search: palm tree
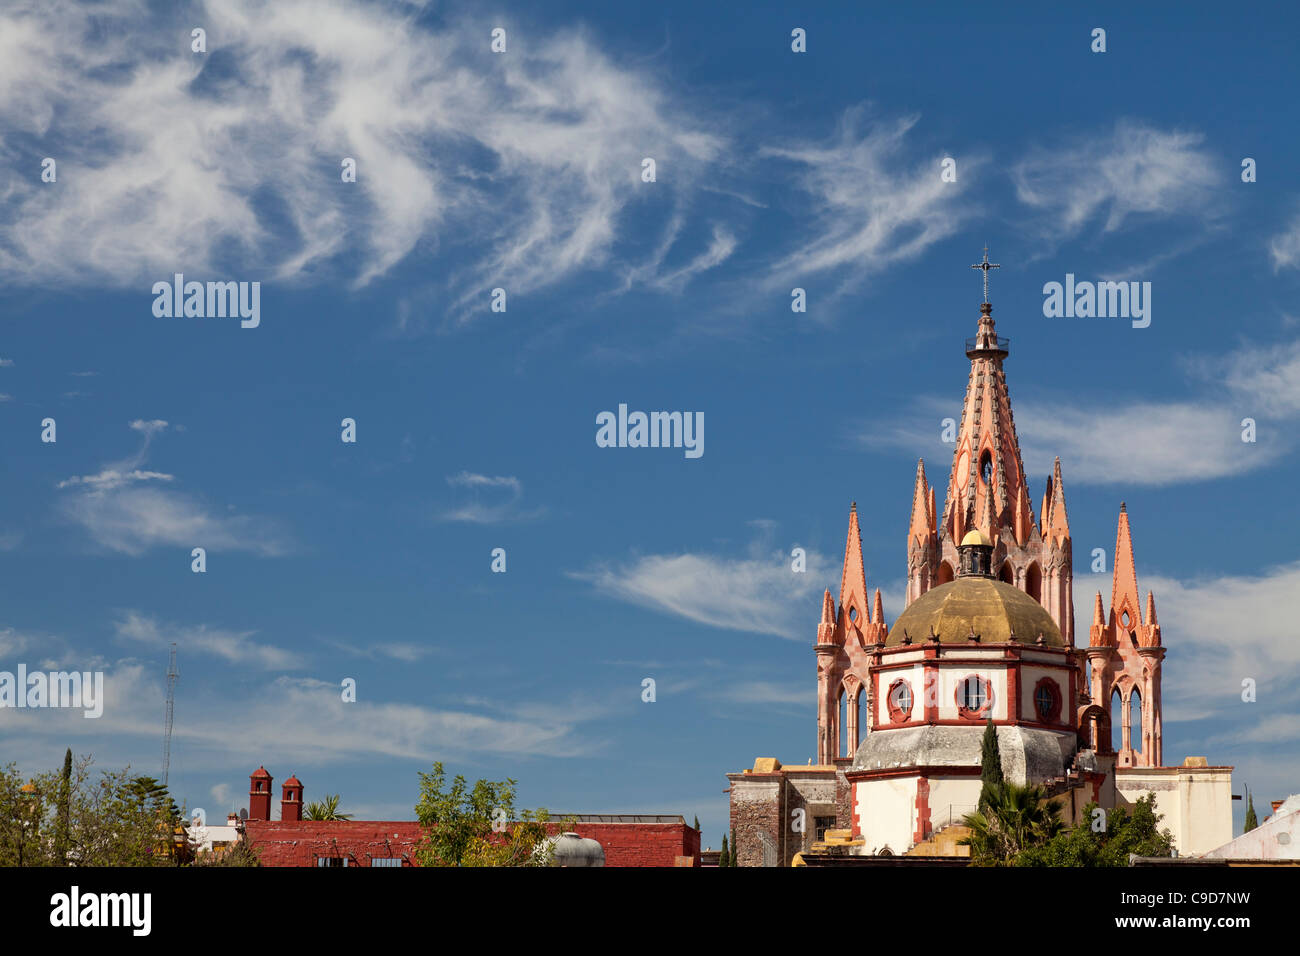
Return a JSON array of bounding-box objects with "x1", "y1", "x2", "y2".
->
[
  {"x1": 303, "y1": 793, "x2": 352, "y2": 821},
  {"x1": 960, "y1": 780, "x2": 1063, "y2": 865}
]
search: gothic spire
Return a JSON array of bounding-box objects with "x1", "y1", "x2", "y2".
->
[
  {"x1": 942, "y1": 252, "x2": 1034, "y2": 548},
  {"x1": 1112, "y1": 503, "x2": 1140, "y2": 631},
  {"x1": 839, "y1": 502, "x2": 869, "y2": 628},
  {"x1": 908, "y1": 459, "x2": 936, "y2": 546},
  {"x1": 1044, "y1": 457, "x2": 1071, "y2": 546}
]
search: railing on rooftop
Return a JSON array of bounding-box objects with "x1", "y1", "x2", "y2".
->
[{"x1": 965, "y1": 336, "x2": 1010, "y2": 354}]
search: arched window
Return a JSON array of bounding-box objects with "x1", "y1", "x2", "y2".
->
[
  {"x1": 1111, "y1": 688, "x2": 1125, "y2": 751},
  {"x1": 1025, "y1": 562, "x2": 1042, "y2": 603},
  {"x1": 999, "y1": 561, "x2": 1014, "y2": 584},
  {"x1": 1130, "y1": 687, "x2": 1143, "y2": 752},
  {"x1": 980, "y1": 450, "x2": 993, "y2": 487},
  {"x1": 838, "y1": 688, "x2": 847, "y2": 757},
  {"x1": 937, "y1": 561, "x2": 955, "y2": 586},
  {"x1": 956, "y1": 675, "x2": 993, "y2": 719},
  {"x1": 1033, "y1": 678, "x2": 1061, "y2": 723},
  {"x1": 887, "y1": 679, "x2": 914, "y2": 723},
  {"x1": 857, "y1": 686, "x2": 867, "y2": 737}
]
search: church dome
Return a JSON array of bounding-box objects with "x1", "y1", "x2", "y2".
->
[
  {"x1": 960, "y1": 529, "x2": 992, "y2": 547},
  {"x1": 888, "y1": 576, "x2": 1063, "y2": 647}
]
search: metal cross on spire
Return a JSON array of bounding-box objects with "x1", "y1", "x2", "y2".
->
[{"x1": 970, "y1": 245, "x2": 1000, "y2": 304}]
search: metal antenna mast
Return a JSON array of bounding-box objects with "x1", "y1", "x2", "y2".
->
[{"x1": 162, "y1": 643, "x2": 178, "y2": 787}]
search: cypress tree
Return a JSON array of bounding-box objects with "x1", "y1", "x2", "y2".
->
[
  {"x1": 979, "y1": 719, "x2": 1003, "y2": 808},
  {"x1": 693, "y1": 815, "x2": 700, "y2": 832},
  {"x1": 980, "y1": 718, "x2": 1003, "y2": 784},
  {"x1": 1244, "y1": 794, "x2": 1259, "y2": 833},
  {"x1": 56, "y1": 748, "x2": 72, "y2": 865},
  {"x1": 719, "y1": 834, "x2": 730, "y2": 867}
]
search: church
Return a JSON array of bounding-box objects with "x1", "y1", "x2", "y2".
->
[{"x1": 727, "y1": 254, "x2": 1234, "y2": 865}]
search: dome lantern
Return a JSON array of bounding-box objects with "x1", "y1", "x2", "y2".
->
[{"x1": 957, "y1": 529, "x2": 994, "y2": 577}]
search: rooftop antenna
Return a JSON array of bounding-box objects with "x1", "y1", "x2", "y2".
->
[{"x1": 162, "y1": 643, "x2": 178, "y2": 787}]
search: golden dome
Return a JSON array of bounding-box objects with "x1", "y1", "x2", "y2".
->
[
  {"x1": 889, "y1": 576, "x2": 1063, "y2": 647},
  {"x1": 959, "y1": 529, "x2": 992, "y2": 548}
]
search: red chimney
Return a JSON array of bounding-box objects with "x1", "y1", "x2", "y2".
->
[
  {"x1": 281, "y1": 774, "x2": 304, "y2": 822},
  {"x1": 249, "y1": 767, "x2": 273, "y2": 821},
  {"x1": 1272, "y1": 800, "x2": 1284, "y2": 816}
]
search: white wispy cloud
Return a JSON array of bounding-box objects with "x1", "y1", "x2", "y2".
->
[
  {"x1": 0, "y1": 662, "x2": 603, "y2": 775},
  {"x1": 56, "y1": 421, "x2": 288, "y2": 555},
  {"x1": 760, "y1": 107, "x2": 977, "y2": 290},
  {"x1": 1012, "y1": 120, "x2": 1220, "y2": 244},
  {"x1": 327, "y1": 639, "x2": 434, "y2": 663},
  {"x1": 572, "y1": 545, "x2": 832, "y2": 640},
  {"x1": 718, "y1": 680, "x2": 811, "y2": 707},
  {"x1": 1270, "y1": 210, "x2": 1300, "y2": 272},
  {"x1": 0, "y1": 0, "x2": 724, "y2": 318},
  {"x1": 438, "y1": 471, "x2": 544, "y2": 524},
  {"x1": 115, "y1": 610, "x2": 302, "y2": 670}
]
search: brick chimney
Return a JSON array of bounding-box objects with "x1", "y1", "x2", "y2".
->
[
  {"x1": 281, "y1": 774, "x2": 304, "y2": 822},
  {"x1": 249, "y1": 767, "x2": 273, "y2": 821}
]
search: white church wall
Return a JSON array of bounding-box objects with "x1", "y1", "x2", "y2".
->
[
  {"x1": 933, "y1": 667, "x2": 1007, "y2": 721},
  {"x1": 854, "y1": 777, "x2": 916, "y2": 854},
  {"x1": 877, "y1": 664, "x2": 927, "y2": 726},
  {"x1": 928, "y1": 777, "x2": 981, "y2": 831},
  {"x1": 1018, "y1": 664, "x2": 1066, "y2": 721}
]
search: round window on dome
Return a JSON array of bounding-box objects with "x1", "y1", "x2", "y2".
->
[
  {"x1": 887, "y1": 679, "x2": 914, "y2": 722},
  {"x1": 956, "y1": 675, "x2": 993, "y2": 718},
  {"x1": 1034, "y1": 678, "x2": 1061, "y2": 723}
]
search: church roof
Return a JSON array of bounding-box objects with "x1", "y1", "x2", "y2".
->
[{"x1": 889, "y1": 575, "x2": 1063, "y2": 647}]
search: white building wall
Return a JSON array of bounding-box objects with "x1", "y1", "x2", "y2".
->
[
  {"x1": 877, "y1": 664, "x2": 927, "y2": 725},
  {"x1": 854, "y1": 777, "x2": 916, "y2": 855},
  {"x1": 1115, "y1": 767, "x2": 1233, "y2": 857},
  {"x1": 928, "y1": 777, "x2": 982, "y2": 831},
  {"x1": 933, "y1": 667, "x2": 1007, "y2": 720},
  {"x1": 1019, "y1": 665, "x2": 1064, "y2": 719}
]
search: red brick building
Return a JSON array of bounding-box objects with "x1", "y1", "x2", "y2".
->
[{"x1": 240, "y1": 768, "x2": 700, "y2": 867}]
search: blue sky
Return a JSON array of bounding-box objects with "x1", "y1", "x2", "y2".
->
[{"x1": 1, "y1": 0, "x2": 1298, "y2": 845}]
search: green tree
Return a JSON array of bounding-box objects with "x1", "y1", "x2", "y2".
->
[
  {"x1": 693, "y1": 815, "x2": 700, "y2": 832},
  {"x1": 978, "y1": 719, "x2": 1003, "y2": 808},
  {"x1": 719, "y1": 834, "x2": 730, "y2": 867},
  {"x1": 0, "y1": 757, "x2": 195, "y2": 867},
  {"x1": 304, "y1": 794, "x2": 352, "y2": 821},
  {"x1": 413, "y1": 762, "x2": 561, "y2": 867},
  {"x1": 0, "y1": 763, "x2": 55, "y2": 866},
  {"x1": 960, "y1": 780, "x2": 1062, "y2": 865},
  {"x1": 1017, "y1": 793, "x2": 1174, "y2": 866},
  {"x1": 1244, "y1": 794, "x2": 1258, "y2": 833}
]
